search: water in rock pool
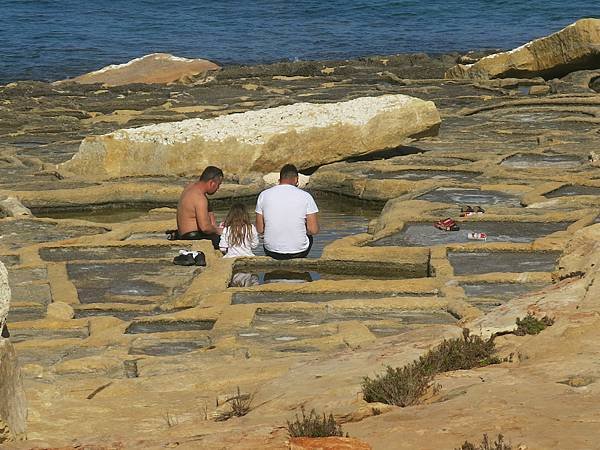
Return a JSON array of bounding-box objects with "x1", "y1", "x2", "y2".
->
[{"x1": 37, "y1": 194, "x2": 381, "y2": 258}]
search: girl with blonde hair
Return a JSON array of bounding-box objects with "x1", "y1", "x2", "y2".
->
[{"x1": 219, "y1": 203, "x2": 259, "y2": 258}]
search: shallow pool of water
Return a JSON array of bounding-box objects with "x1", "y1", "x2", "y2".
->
[
  {"x1": 231, "y1": 291, "x2": 433, "y2": 305},
  {"x1": 448, "y1": 251, "x2": 561, "y2": 275},
  {"x1": 36, "y1": 206, "x2": 154, "y2": 223},
  {"x1": 544, "y1": 185, "x2": 600, "y2": 199},
  {"x1": 125, "y1": 320, "x2": 215, "y2": 334},
  {"x1": 416, "y1": 188, "x2": 522, "y2": 207},
  {"x1": 370, "y1": 221, "x2": 571, "y2": 246},
  {"x1": 501, "y1": 153, "x2": 585, "y2": 169},
  {"x1": 361, "y1": 169, "x2": 481, "y2": 182},
  {"x1": 35, "y1": 193, "x2": 381, "y2": 258}
]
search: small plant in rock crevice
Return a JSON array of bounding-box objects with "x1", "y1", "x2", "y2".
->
[
  {"x1": 514, "y1": 313, "x2": 554, "y2": 336},
  {"x1": 287, "y1": 406, "x2": 345, "y2": 438},
  {"x1": 215, "y1": 387, "x2": 254, "y2": 421},
  {"x1": 362, "y1": 329, "x2": 500, "y2": 407},
  {"x1": 162, "y1": 410, "x2": 179, "y2": 428},
  {"x1": 455, "y1": 433, "x2": 513, "y2": 450}
]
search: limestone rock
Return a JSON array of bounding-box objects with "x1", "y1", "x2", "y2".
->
[
  {"x1": 0, "y1": 262, "x2": 9, "y2": 331},
  {"x1": 56, "y1": 53, "x2": 220, "y2": 86},
  {"x1": 0, "y1": 196, "x2": 32, "y2": 218},
  {"x1": 290, "y1": 437, "x2": 372, "y2": 449},
  {"x1": 528, "y1": 85, "x2": 551, "y2": 95},
  {"x1": 0, "y1": 418, "x2": 12, "y2": 443},
  {"x1": 445, "y1": 18, "x2": 600, "y2": 79},
  {"x1": 0, "y1": 340, "x2": 27, "y2": 441},
  {"x1": 59, "y1": 95, "x2": 441, "y2": 180},
  {"x1": 46, "y1": 302, "x2": 74, "y2": 320}
]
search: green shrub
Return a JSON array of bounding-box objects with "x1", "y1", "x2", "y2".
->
[
  {"x1": 361, "y1": 360, "x2": 435, "y2": 407},
  {"x1": 362, "y1": 329, "x2": 499, "y2": 407},
  {"x1": 420, "y1": 329, "x2": 500, "y2": 373},
  {"x1": 287, "y1": 407, "x2": 344, "y2": 438},
  {"x1": 455, "y1": 433, "x2": 512, "y2": 450},
  {"x1": 514, "y1": 313, "x2": 554, "y2": 336}
]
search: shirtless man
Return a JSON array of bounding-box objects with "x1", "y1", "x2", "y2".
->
[{"x1": 176, "y1": 166, "x2": 224, "y2": 249}]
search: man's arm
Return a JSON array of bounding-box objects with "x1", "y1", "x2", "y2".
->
[
  {"x1": 195, "y1": 196, "x2": 221, "y2": 235},
  {"x1": 256, "y1": 213, "x2": 265, "y2": 234},
  {"x1": 306, "y1": 213, "x2": 319, "y2": 235}
]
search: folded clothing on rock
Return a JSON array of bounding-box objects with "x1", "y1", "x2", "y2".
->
[{"x1": 173, "y1": 250, "x2": 206, "y2": 266}]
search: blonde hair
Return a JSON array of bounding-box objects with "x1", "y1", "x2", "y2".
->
[{"x1": 224, "y1": 203, "x2": 253, "y2": 248}]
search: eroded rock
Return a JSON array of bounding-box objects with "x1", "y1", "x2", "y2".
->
[
  {"x1": 446, "y1": 18, "x2": 600, "y2": 80},
  {"x1": 290, "y1": 436, "x2": 372, "y2": 449},
  {"x1": 0, "y1": 196, "x2": 32, "y2": 218},
  {"x1": 0, "y1": 342, "x2": 27, "y2": 442},
  {"x1": 59, "y1": 95, "x2": 440, "y2": 180},
  {"x1": 56, "y1": 53, "x2": 220, "y2": 87},
  {"x1": 0, "y1": 262, "x2": 9, "y2": 331},
  {"x1": 0, "y1": 262, "x2": 27, "y2": 442}
]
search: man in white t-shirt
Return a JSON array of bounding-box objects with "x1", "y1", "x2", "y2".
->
[{"x1": 255, "y1": 164, "x2": 320, "y2": 259}]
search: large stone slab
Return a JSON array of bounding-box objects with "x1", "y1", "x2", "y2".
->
[
  {"x1": 59, "y1": 95, "x2": 441, "y2": 180},
  {"x1": 0, "y1": 262, "x2": 8, "y2": 331},
  {"x1": 0, "y1": 340, "x2": 27, "y2": 442},
  {"x1": 446, "y1": 18, "x2": 600, "y2": 79},
  {"x1": 0, "y1": 263, "x2": 27, "y2": 442},
  {"x1": 56, "y1": 53, "x2": 220, "y2": 86}
]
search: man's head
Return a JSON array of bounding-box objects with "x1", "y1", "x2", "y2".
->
[
  {"x1": 279, "y1": 164, "x2": 299, "y2": 186},
  {"x1": 199, "y1": 166, "x2": 224, "y2": 194}
]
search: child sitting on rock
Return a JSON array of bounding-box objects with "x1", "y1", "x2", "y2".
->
[{"x1": 219, "y1": 203, "x2": 259, "y2": 258}]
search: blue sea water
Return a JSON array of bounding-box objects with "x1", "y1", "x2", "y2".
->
[{"x1": 0, "y1": 0, "x2": 597, "y2": 83}]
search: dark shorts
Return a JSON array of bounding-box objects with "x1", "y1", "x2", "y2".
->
[
  {"x1": 168, "y1": 230, "x2": 220, "y2": 250},
  {"x1": 264, "y1": 235, "x2": 313, "y2": 260}
]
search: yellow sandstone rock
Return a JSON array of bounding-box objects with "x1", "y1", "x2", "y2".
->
[
  {"x1": 59, "y1": 95, "x2": 440, "y2": 180},
  {"x1": 55, "y1": 53, "x2": 220, "y2": 86},
  {"x1": 446, "y1": 18, "x2": 600, "y2": 79}
]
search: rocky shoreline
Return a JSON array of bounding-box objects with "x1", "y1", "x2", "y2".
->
[{"x1": 1, "y1": 18, "x2": 600, "y2": 449}]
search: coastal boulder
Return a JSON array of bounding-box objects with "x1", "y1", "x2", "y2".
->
[
  {"x1": 59, "y1": 95, "x2": 441, "y2": 180},
  {"x1": 0, "y1": 262, "x2": 27, "y2": 443},
  {"x1": 0, "y1": 196, "x2": 32, "y2": 218},
  {"x1": 445, "y1": 18, "x2": 600, "y2": 80},
  {"x1": 0, "y1": 262, "x2": 9, "y2": 332},
  {"x1": 56, "y1": 53, "x2": 220, "y2": 86}
]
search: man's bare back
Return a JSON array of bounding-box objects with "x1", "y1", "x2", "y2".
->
[
  {"x1": 177, "y1": 183, "x2": 212, "y2": 235},
  {"x1": 176, "y1": 167, "x2": 223, "y2": 237}
]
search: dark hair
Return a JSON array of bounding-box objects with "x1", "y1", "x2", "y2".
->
[
  {"x1": 224, "y1": 203, "x2": 253, "y2": 248},
  {"x1": 279, "y1": 164, "x2": 299, "y2": 180},
  {"x1": 199, "y1": 166, "x2": 224, "y2": 182}
]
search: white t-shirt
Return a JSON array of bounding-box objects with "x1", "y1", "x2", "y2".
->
[
  {"x1": 255, "y1": 185, "x2": 319, "y2": 253},
  {"x1": 219, "y1": 224, "x2": 259, "y2": 258}
]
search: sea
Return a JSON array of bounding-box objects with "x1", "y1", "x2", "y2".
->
[{"x1": 0, "y1": 0, "x2": 597, "y2": 84}]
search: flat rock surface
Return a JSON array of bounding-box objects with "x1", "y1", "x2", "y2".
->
[{"x1": 0, "y1": 45, "x2": 599, "y2": 449}]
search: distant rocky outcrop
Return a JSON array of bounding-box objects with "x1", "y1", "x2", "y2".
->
[
  {"x1": 59, "y1": 94, "x2": 441, "y2": 180},
  {"x1": 55, "y1": 53, "x2": 220, "y2": 86},
  {"x1": 0, "y1": 262, "x2": 27, "y2": 443},
  {"x1": 446, "y1": 18, "x2": 600, "y2": 80},
  {"x1": 0, "y1": 196, "x2": 32, "y2": 219}
]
